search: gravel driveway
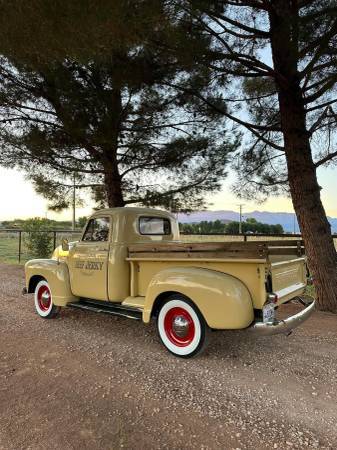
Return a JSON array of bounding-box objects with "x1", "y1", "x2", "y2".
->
[{"x1": 0, "y1": 263, "x2": 337, "y2": 450}]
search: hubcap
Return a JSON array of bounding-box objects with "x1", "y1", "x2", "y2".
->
[
  {"x1": 164, "y1": 307, "x2": 195, "y2": 347},
  {"x1": 37, "y1": 286, "x2": 51, "y2": 312},
  {"x1": 172, "y1": 316, "x2": 190, "y2": 338}
]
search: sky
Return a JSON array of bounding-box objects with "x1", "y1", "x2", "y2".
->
[{"x1": 0, "y1": 164, "x2": 336, "y2": 221}]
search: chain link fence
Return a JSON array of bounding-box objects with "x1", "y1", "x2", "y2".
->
[{"x1": 0, "y1": 229, "x2": 336, "y2": 264}]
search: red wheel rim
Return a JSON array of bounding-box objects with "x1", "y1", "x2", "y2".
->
[
  {"x1": 37, "y1": 285, "x2": 51, "y2": 312},
  {"x1": 164, "y1": 307, "x2": 195, "y2": 347}
]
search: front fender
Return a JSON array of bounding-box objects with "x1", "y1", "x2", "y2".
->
[
  {"x1": 25, "y1": 259, "x2": 78, "y2": 306},
  {"x1": 143, "y1": 267, "x2": 254, "y2": 329}
]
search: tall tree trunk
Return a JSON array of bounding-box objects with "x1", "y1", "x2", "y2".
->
[
  {"x1": 103, "y1": 164, "x2": 125, "y2": 207},
  {"x1": 103, "y1": 87, "x2": 125, "y2": 208},
  {"x1": 269, "y1": 1, "x2": 337, "y2": 312}
]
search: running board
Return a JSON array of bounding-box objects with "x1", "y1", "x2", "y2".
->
[{"x1": 67, "y1": 299, "x2": 142, "y2": 320}]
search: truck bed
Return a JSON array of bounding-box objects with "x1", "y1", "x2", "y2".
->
[{"x1": 127, "y1": 240, "x2": 307, "y2": 309}]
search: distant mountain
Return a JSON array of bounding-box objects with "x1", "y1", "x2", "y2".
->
[{"x1": 177, "y1": 210, "x2": 337, "y2": 233}]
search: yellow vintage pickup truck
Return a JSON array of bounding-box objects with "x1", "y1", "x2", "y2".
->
[{"x1": 24, "y1": 207, "x2": 315, "y2": 357}]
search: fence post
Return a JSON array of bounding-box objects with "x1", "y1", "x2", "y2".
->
[
  {"x1": 53, "y1": 231, "x2": 56, "y2": 250},
  {"x1": 18, "y1": 231, "x2": 22, "y2": 263}
]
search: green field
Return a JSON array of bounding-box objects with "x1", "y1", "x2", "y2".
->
[{"x1": 0, "y1": 235, "x2": 23, "y2": 264}]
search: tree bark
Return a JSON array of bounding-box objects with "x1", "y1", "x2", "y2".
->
[
  {"x1": 102, "y1": 87, "x2": 125, "y2": 208},
  {"x1": 269, "y1": 1, "x2": 337, "y2": 312},
  {"x1": 103, "y1": 164, "x2": 125, "y2": 207}
]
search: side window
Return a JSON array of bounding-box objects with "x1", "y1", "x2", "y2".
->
[
  {"x1": 82, "y1": 217, "x2": 110, "y2": 242},
  {"x1": 139, "y1": 217, "x2": 171, "y2": 235}
]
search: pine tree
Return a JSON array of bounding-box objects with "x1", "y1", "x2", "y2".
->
[
  {"x1": 0, "y1": 2, "x2": 237, "y2": 211},
  {"x1": 168, "y1": 0, "x2": 337, "y2": 312}
]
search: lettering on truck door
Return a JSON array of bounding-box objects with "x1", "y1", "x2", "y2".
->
[{"x1": 69, "y1": 216, "x2": 111, "y2": 300}]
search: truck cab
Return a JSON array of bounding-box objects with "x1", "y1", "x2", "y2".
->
[{"x1": 65, "y1": 208, "x2": 179, "y2": 302}]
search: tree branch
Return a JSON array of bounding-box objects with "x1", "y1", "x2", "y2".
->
[
  {"x1": 306, "y1": 98, "x2": 337, "y2": 112},
  {"x1": 300, "y1": 6, "x2": 337, "y2": 23},
  {"x1": 308, "y1": 107, "x2": 330, "y2": 134},
  {"x1": 124, "y1": 170, "x2": 214, "y2": 204},
  {"x1": 304, "y1": 75, "x2": 337, "y2": 104},
  {"x1": 300, "y1": 19, "x2": 337, "y2": 78},
  {"x1": 315, "y1": 150, "x2": 337, "y2": 167},
  {"x1": 209, "y1": 11, "x2": 270, "y2": 37},
  {"x1": 221, "y1": 1, "x2": 270, "y2": 12}
]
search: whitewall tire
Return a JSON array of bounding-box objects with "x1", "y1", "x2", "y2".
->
[
  {"x1": 157, "y1": 296, "x2": 208, "y2": 358},
  {"x1": 34, "y1": 280, "x2": 60, "y2": 319}
]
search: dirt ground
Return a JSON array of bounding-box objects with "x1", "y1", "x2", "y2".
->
[{"x1": 0, "y1": 264, "x2": 337, "y2": 450}]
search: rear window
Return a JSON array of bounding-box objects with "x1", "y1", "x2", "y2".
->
[{"x1": 139, "y1": 217, "x2": 171, "y2": 235}]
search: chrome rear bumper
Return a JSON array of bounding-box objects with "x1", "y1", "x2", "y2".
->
[{"x1": 248, "y1": 299, "x2": 315, "y2": 336}]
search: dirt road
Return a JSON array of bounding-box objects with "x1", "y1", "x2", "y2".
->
[{"x1": 0, "y1": 264, "x2": 337, "y2": 450}]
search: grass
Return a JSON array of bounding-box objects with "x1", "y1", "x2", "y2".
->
[
  {"x1": 305, "y1": 284, "x2": 316, "y2": 298},
  {"x1": 0, "y1": 235, "x2": 25, "y2": 264}
]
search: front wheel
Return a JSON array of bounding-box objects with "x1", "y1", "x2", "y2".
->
[
  {"x1": 34, "y1": 280, "x2": 60, "y2": 319},
  {"x1": 157, "y1": 296, "x2": 209, "y2": 358}
]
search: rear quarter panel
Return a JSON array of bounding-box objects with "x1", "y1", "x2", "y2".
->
[
  {"x1": 132, "y1": 259, "x2": 267, "y2": 309},
  {"x1": 142, "y1": 266, "x2": 254, "y2": 329}
]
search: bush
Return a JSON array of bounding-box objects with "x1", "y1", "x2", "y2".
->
[
  {"x1": 78, "y1": 216, "x2": 88, "y2": 229},
  {"x1": 23, "y1": 218, "x2": 53, "y2": 258}
]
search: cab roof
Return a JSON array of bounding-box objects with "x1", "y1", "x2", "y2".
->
[{"x1": 91, "y1": 207, "x2": 175, "y2": 219}]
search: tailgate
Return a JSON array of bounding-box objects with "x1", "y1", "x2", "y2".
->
[{"x1": 270, "y1": 257, "x2": 307, "y2": 304}]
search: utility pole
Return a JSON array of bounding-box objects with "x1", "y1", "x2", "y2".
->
[
  {"x1": 72, "y1": 173, "x2": 76, "y2": 231},
  {"x1": 238, "y1": 204, "x2": 244, "y2": 234}
]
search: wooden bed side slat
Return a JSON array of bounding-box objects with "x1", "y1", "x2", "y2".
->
[
  {"x1": 259, "y1": 240, "x2": 304, "y2": 247},
  {"x1": 128, "y1": 251, "x2": 267, "y2": 260},
  {"x1": 128, "y1": 240, "x2": 304, "y2": 253},
  {"x1": 267, "y1": 247, "x2": 304, "y2": 256},
  {"x1": 128, "y1": 242, "x2": 266, "y2": 253}
]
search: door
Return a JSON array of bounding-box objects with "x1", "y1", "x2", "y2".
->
[{"x1": 69, "y1": 216, "x2": 111, "y2": 300}]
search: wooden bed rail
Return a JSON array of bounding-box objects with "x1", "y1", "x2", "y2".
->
[{"x1": 128, "y1": 240, "x2": 305, "y2": 260}]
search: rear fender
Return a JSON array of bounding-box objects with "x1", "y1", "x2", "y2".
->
[
  {"x1": 25, "y1": 259, "x2": 78, "y2": 306},
  {"x1": 143, "y1": 267, "x2": 254, "y2": 329}
]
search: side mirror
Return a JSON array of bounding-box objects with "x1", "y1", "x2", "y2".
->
[{"x1": 61, "y1": 238, "x2": 69, "y2": 252}]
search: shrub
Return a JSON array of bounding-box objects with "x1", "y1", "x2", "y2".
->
[
  {"x1": 23, "y1": 218, "x2": 53, "y2": 258},
  {"x1": 78, "y1": 216, "x2": 88, "y2": 229}
]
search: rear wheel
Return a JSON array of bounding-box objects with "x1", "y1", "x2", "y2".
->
[
  {"x1": 157, "y1": 295, "x2": 208, "y2": 358},
  {"x1": 34, "y1": 280, "x2": 60, "y2": 319}
]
